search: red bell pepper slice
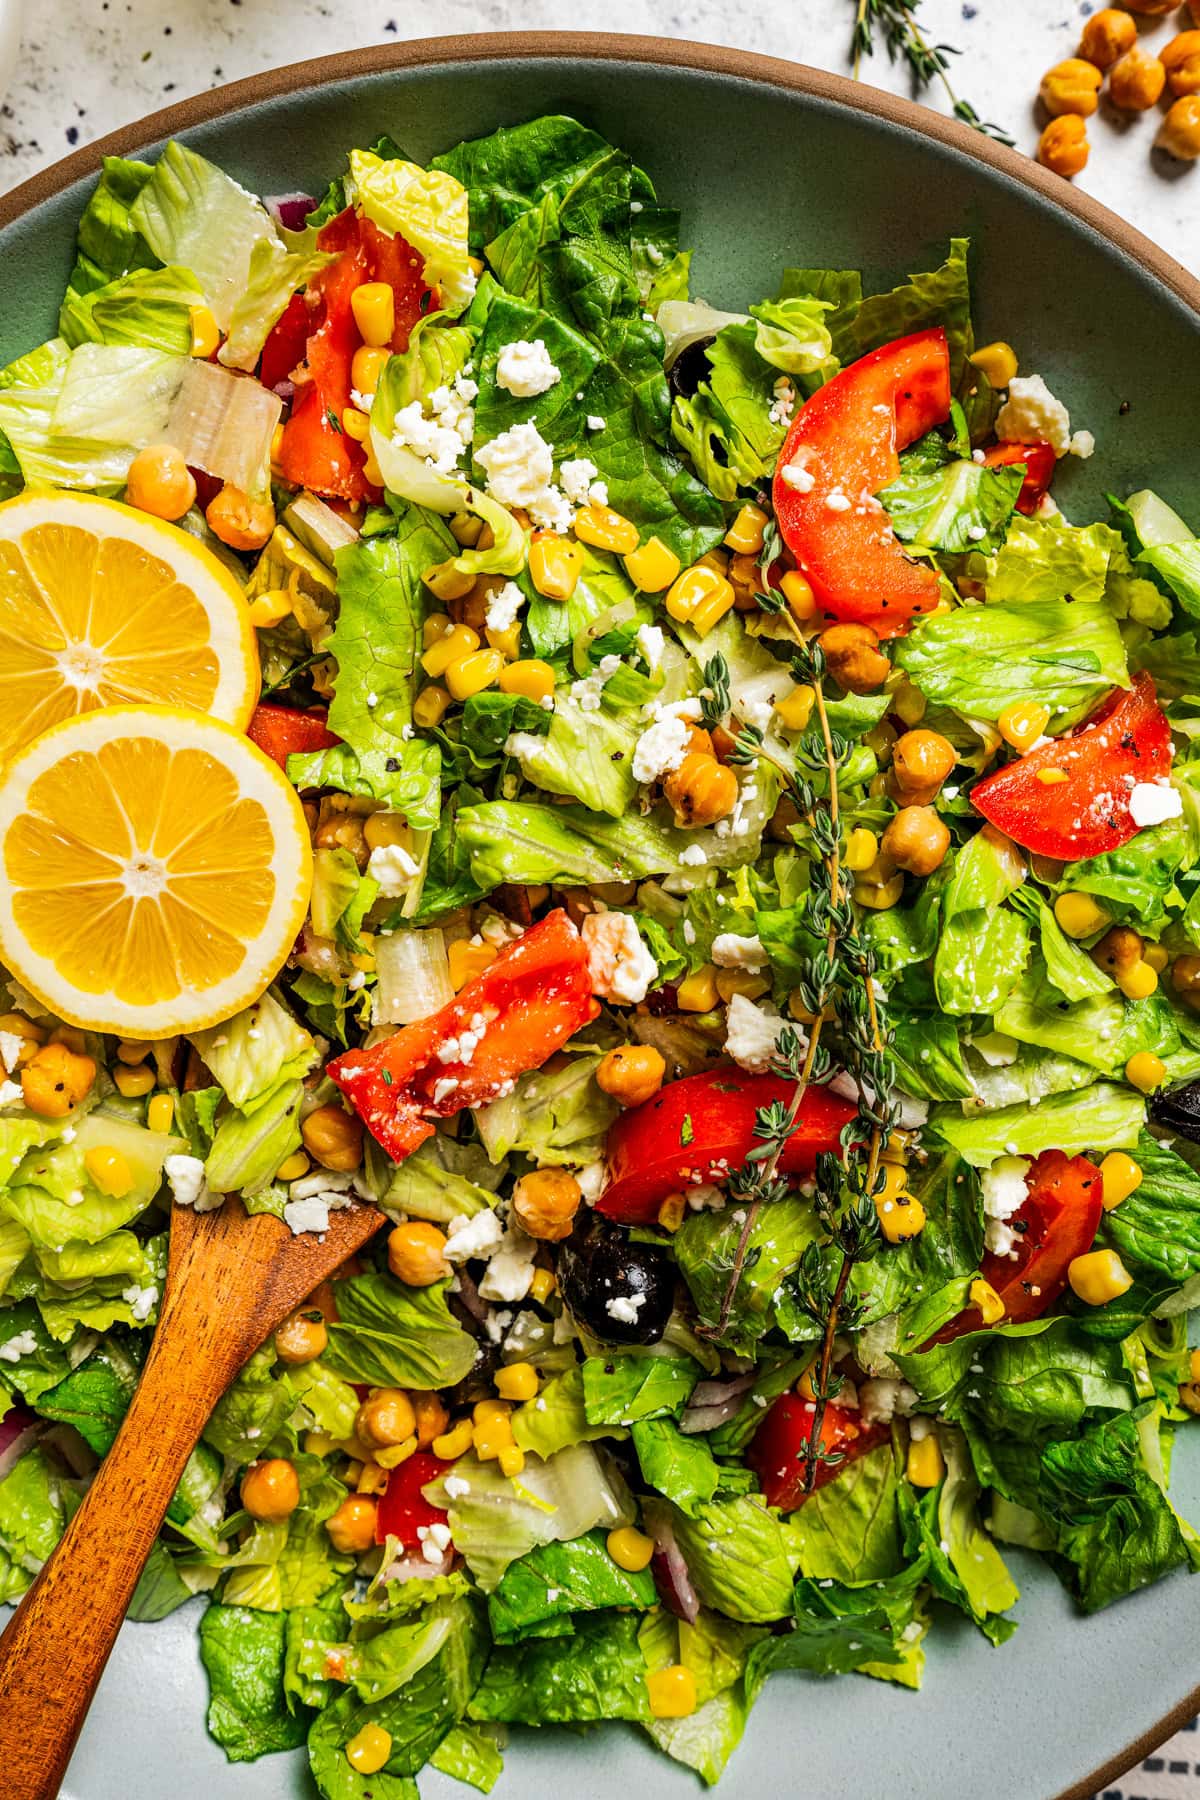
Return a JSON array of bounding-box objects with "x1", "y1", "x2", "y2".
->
[
  {"x1": 981, "y1": 439, "x2": 1057, "y2": 516},
  {"x1": 376, "y1": 1450, "x2": 452, "y2": 1549},
  {"x1": 772, "y1": 328, "x2": 951, "y2": 639},
  {"x1": 971, "y1": 672, "x2": 1173, "y2": 862},
  {"x1": 246, "y1": 703, "x2": 339, "y2": 770},
  {"x1": 747, "y1": 1393, "x2": 890, "y2": 1511},
  {"x1": 259, "y1": 291, "x2": 312, "y2": 394},
  {"x1": 329, "y1": 909, "x2": 600, "y2": 1162},
  {"x1": 595, "y1": 1068, "x2": 858, "y2": 1225}
]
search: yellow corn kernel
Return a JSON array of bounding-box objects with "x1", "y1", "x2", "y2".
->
[
  {"x1": 423, "y1": 560, "x2": 476, "y2": 604},
  {"x1": 421, "y1": 622, "x2": 479, "y2": 676},
  {"x1": 146, "y1": 1093, "x2": 174, "y2": 1135},
  {"x1": 304, "y1": 1431, "x2": 336, "y2": 1458},
  {"x1": 724, "y1": 502, "x2": 769, "y2": 555},
  {"x1": 350, "y1": 344, "x2": 389, "y2": 398},
  {"x1": 270, "y1": 420, "x2": 285, "y2": 469},
  {"x1": 485, "y1": 622, "x2": 523, "y2": 661},
  {"x1": 969, "y1": 341, "x2": 1019, "y2": 389},
  {"x1": 891, "y1": 679, "x2": 927, "y2": 727},
  {"x1": 1053, "y1": 891, "x2": 1111, "y2": 940},
  {"x1": 657, "y1": 1192, "x2": 687, "y2": 1233},
  {"x1": 529, "y1": 1267, "x2": 556, "y2": 1304},
  {"x1": 1100, "y1": 1151, "x2": 1143, "y2": 1212},
  {"x1": 362, "y1": 451, "x2": 384, "y2": 488},
  {"x1": 499, "y1": 659, "x2": 555, "y2": 702},
  {"x1": 854, "y1": 874, "x2": 905, "y2": 911},
  {"x1": 607, "y1": 1526, "x2": 655, "y2": 1572},
  {"x1": 877, "y1": 1194, "x2": 926, "y2": 1243},
  {"x1": 970, "y1": 1277, "x2": 1006, "y2": 1325},
  {"x1": 529, "y1": 532, "x2": 584, "y2": 600},
  {"x1": 375, "y1": 1436, "x2": 419, "y2": 1470},
  {"x1": 906, "y1": 1428, "x2": 945, "y2": 1489},
  {"x1": 780, "y1": 569, "x2": 817, "y2": 622},
  {"x1": 647, "y1": 1666, "x2": 697, "y2": 1720},
  {"x1": 496, "y1": 1361, "x2": 539, "y2": 1403},
  {"x1": 716, "y1": 968, "x2": 771, "y2": 1003},
  {"x1": 882, "y1": 1130, "x2": 911, "y2": 1164},
  {"x1": 1144, "y1": 942, "x2": 1169, "y2": 973},
  {"x1": 573, "y1": 503, "x2": 639, "y2": 555},
  {"x1": 1068, "y1": 1248, "x2": 1134, "y2": 1306},
  {"x1": 246, "y1": 589, "x2": 293, "y2": 630},
  {"x1": 665, "y1": 563, "x2": 734, "y2": 628},
  {"x1": 997, "y1": 701, "x2": 1052, "y2": 752},
  {"x1": 498, "y1": 1443, "x2": 525, "y2": 1478},
  {"x1": 189, "y1": 304, "x2": 220, "y2": 359},
  {"x1": 116, "y1": 1037, "x2": 150, "y2": 1066},
  {"x1": 448, "y1": 939, "x2": 497, "y2": 990},
  {"x1": 413, "y1": 684, "x2": 451, "y2": 729},
  {"x1": 423, "y1": 611, "x2": 452, "y2": 647},
  {"x1": 445, "y1": 648, "x2": 504, "y2": 701},
  {"x1": 1117, "y1": 959, "x2": 1158, "y2": 1001},
  {"x1": 1036, "y1": 768, "x2": 1069, "y2": 786},
  {"x1": 362, "y1": 812, "x2": 408, "y2": 854},
  {"x1": 775, "y1": 683, "x2": 815, "y2": 732},
  {"x1": 844, "y1": 828, "x2": 879, "y2": 872},
  {"x1": 876, "y1": 1160, "x2": 909, "y2": 1206},
  {"x1": 84, "y1": 1146, "x2": 133, "y2": 1198},
  {"x1": 1126, "y1": 1051, "x2": 1167, "y2": 1094},
  {"x1": 345, "y1": 1723, "x2": 392, "y2": 1776},
  {"x1": 694, "y1": 585, "x2": 738, "y2": 637},
  {"x1": 625, "y1": 535, "x2": 681, "y2": 593},
  {"x1": 276, "y1": 1150, "x2": 310, "y2": 1182},
  {"x1": 676, "y1": 964, "x2": 719, "y2": 1012},
  {"x1": 350, "y1": 280, "x2": 396, "y2": 348},
  {"x1": 113, "y1": 1062, "x2": 155, "y2": 1099},
  {"x1": 431, "y1": 1418, "x2": 474, "y2": 1460},
  {"x1": 341, "y1": 406, "x2": 371, "y2": 442},
  {"x1": 449, "y1": 510, "x2": 483, "y2": 547},
  {"x1": 357, "y1": 1460, "x2": 390, "y2": 1495},
  {"x1": 473, "y1": 1399, "x2": 512, "y2": 1429}
]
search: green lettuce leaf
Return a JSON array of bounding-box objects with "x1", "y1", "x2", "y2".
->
[
  {"x1": 131, "y1": 142, "x2": 281, "y2": 331},
  {"x1": 932, "y1": 1081, "x2": 1144, "y2": 1166},
  {"x1": 350, "y1": 149, "x2": 473, "y2": 311},
  {"x1": 487, "y1": 1529, "x2": 655, "y2": 1642},
  {"x1": 59, "y1": 263, "x2": 206, "y2": 353},
  {"x1": 504, "y1": 694, "x2": 639, "y2": 817},
  {"x1": 971, "y1": 513, "x2": 1116, "y2": 606},
  {"x1": 189, "y1": 991, "x2": 315, "y2": 1109},
  {"x1": 205, "y1": 1079, "x2": 303, "y2": 1197},
  {"x1": 375, "y1": 1132, "x2": 502, "y2": 1224},
  {"x1": 474, "y1": 1052, "x2": 615, "y2": 1167},
  {"x1": 630, "y1": 1417, "x2": 721, "y2": 1516},
  {"x1": 0, "y1": 339, "x2": 185, "y2": 490},
  {"x1": 429, "y1": 1725, "x2": 504, "y2": 1794},
  {"x1": 581, "y1": 1353, "x2": 700, "y2": 1426},
  {"x1": 895, "y1": 600, "x2": 1127, "y2": 724},
  {"x1": 322, "y1": 1274, "x2": 477, "y2": 1391},
  {"x1": 219, "y1": 236, "x2": 334, "y2": 372},
  {"x1": 66, "y1": 155, "x2": 159, "y2": 297},
  {"x1": 471, "y1": 1610, "x2": 649, "y2": 1723},
  {"x1": 835, "y1": 239, "x2": 973, "y2": 382},
  {"x1": 0, "y1": 1447, "x2": 76, "y2": 1600},
  {"x1": 660, "y1": 1494, "x2": 796, "y2": 1623},
  {"x1": 511, "y1": 1364, "x2": 626, "y2": 1459},
  {"x1": 783, "y1": 1442, "x2": 904, "y2": 1583},
  {"x1": 881, "y1": 439, "x2": 1022, "y2": 555},
  {"x1": 674, "y1": 1194, "x2": 820, "y2": 1353},
  {"x1": 199, "y1": 1605, "x2": 310, "y2": 1762},
  {"x1": 1, "y1": 1113, "x2": 185, "y2": 1250},
  {"x1": 204, "y1": 1345, "x2": 294, "y2": 1462}
]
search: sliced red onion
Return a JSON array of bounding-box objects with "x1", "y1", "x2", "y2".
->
[
  {"x1": 679, "y1": 1371, "x2": 757, "y2": 1435},
  {"x1": 649, "y1": 1519, "x2": 699, "y2": 1624},
  {"x1": 0, "y1": 1401, "x2": 39, "y2": 1481},
  {"x1": 266, "y1": 193, "x2": 317, "y2": 233},
  {"x1": 453, "y1": 1265, "x2": 489, "y2": 1326}
]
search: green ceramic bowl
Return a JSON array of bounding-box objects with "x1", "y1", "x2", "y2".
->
[{"x1": 2, "y1": 33, "x2": 1198, "y2": 1800}]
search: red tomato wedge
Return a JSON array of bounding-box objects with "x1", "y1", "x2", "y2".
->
[
  {"x1": 938, "y1": 1149, "x2": 1103, "y2": 1342},
  {"x1": 245, "y1": 703, "x2": 338, "y2": 770},
  {"x1": 377, "y1": 1451, "x2": 452, "y2": 1549},
  {"x1": 981, "y1": 439, "x2": 1057, "y2": 515},
  {"x1": 971, "y1": 672, "x2": 1173, "y2": 861},
  {"x1": 772, "y1": 328, "x2": 951, "y2": 639},
  {"x1": 595, "y1": 1068, "x2": 858, "y2": 1225},
  {"x1": 329, "y1": 909, "x2": 599, "y2": 1162},
  {"x1": 747, "y1": 1393, "x2": 890, "y2": 1511}
]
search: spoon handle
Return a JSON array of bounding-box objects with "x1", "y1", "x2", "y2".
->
[{"x1": 0, "y1": 1273, "x2": 238, "y2": 1800}]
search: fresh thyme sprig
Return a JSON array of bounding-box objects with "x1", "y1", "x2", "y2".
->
[
  {"x1": 697, "y1": 638, "x2": 896, "y2": 1491},
  {"x1": 851, "y1": 0, "x2": 1014, "y2": 147}
]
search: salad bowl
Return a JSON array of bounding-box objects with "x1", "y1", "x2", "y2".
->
[{"x1": 0, "y1": 32, "x2": 1199, "y2": 1800}]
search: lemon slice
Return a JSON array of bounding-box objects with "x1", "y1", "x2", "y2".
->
[
  {"x1": 0, "y1": 490, "x2": 260, "y2": 765},
  {"x1": 0, "y1": 705, "x2": 312, "y2": 1037}
]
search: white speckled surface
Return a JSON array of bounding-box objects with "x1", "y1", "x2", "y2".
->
[{"x1": 0, "y1": 0, "x2": 1195, "y2": 269}]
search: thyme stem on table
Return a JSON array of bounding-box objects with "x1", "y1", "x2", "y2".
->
[{"x1": 851, "y1": 0, "x2": 1015, "y2": 147}]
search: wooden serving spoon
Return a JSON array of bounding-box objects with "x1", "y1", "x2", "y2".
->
[{"x1": 0, "y1": 1193, "x2": 386, "y2": 1800}]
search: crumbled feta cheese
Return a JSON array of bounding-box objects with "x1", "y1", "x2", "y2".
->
[
  {"x1": 779, "y1": 461, "x2": 815, "y2": 494},
  {"x1": 475, "y1": 421, "x2": 571, "y2": 530},
  {"x1": 443, "y1": 1474, "x2": 471, "y2": 1500},
  {"x1": 284, "y1": 1196, "x2": 330, "y2": 1235},
  {"x1": 682, "y1": 920, "x2": 697, "y2": 945},
  {"x1": 606, "y1": 1291, "x2": 647, "y2": 1326},
  {"x1": 388, "y1": 400, "x2": 467, "y2": 476},
  {"x1": 444, "y1": 1209, "x2": 505, "y2": 1263},
  {"x1": 768, "y1": 376, "x2": 795, "y2": 426},
  {"x1": 1069, "y1": 429, "x2": 1095, "y2": 460},
  {"x1": 576, "y1": 1161, "x2": 607, "y2": 1203},
  {"x1": 1129, "y1": 781, "x2": 1182, "y2": 828},
  {"x1": 164, "y1": 1153, "x2": 220, "y2": 1213},
  {"x1": 859, "y1": 1376, "x2": 918, "y2": 1424},
  {"x1": 632, "y1": 710, "x2": 693, "y2": 784},
  {"x1": 685, "y1": 1183, "x2": 725, "y2": 1211},
  {"x1": 981, "y1": 1154, "x2": 1031, "y2": 1259},
  {"x1": 366, "y1": 842, "x2": 419, "y2": 897},
  {"x1": 994, "y1": 373, "x2": 1072, "y2": 458},
  {"x1": 289, "y1": 1168, "x2": 354, "y2": 1201},
  {"x1": 495, "y1": 338, "x2": 561, "y2": 397},
  {"x1": 478, "y1": 1225, "x2": 538, "y2": 1303},
  {"x1": 485, "y1": 580, "x2": 525, "y2": 634},
  {"x1": 678, "y1": 843, "x2": 708, "y2": 867},
  {"x1": 825, "y1": 489, "x2": 852, "y2": 512},
  {"x1": 432, "y1": 1076, "x2": 459, "y2": 1104},
  {"x1": 724, "y1": 993, "x2": 791, "y2": 1072},
  {"x1": 711, "y1": 932, "x2": 768, "y2": 969},
  {"x1": 636, "y1": 623, "x2": 665, "y2": 671},
  {"x1": 569, "y1": 652, "x2": 621, "y2": 713},
  {"x1": 586, "y1": 414, "x2": 606, "y2": 432},
  {"x1": 0, "y1": 1030, "x2": 25, "y2": 1072},
  {"x1": 0, "y1": 1329, "x2": 37, "y2": 1362},
  {"x1": 417, "y1": 1520, "x2": 453, "y2": 1562},
  {"x1": 0, "y1": 1079, "x2": 22, "y2": 1107},
  {"x1": 581, "y1": 911, "x2": 658, "y2": 1005},
  {"x1": 122, "y1": 1283, "x2": 158, "y2": 1323},
  {"x1": 483, "y1": 1307, "x2": 514, "y2": 1344},
  {"x1": 559, "y1": 457, "x2": 601, "y2": 505}
]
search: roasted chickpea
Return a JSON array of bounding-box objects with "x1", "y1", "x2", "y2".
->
[
  {"x1": 314, "y1": 798, "x2": 370, "y2": 869},
  {"x1": 1109, "y1": 46, "x2": 1167, "y2": 110},
  {"x1": 325, "y1": 1495, "x2": 378, "y2": 1554},
  {"x1": 890, "y1": 729, "x2": 956, "y2": 805},
  {"x1": 1162, "y1": 31, "x2": 1200, "y2": 96},
  {"x1": 1172, "y1": 953, "x2": 1200, "y2": 1009},
  {"x1": 387, "y1": 1220, "x2": 450, "y2": 1286},
  {"x1": 205, "y1": 482, "x2": 275, "y2": 551},
  {"x1": 512, "y1": 1168, "x2": 583, "y2": 1242},
  {"x1": 662, "y1": 753, "x2": 739, "y2": 828},
  {"x1": 1039, "y1": 57, "x2": 1103, "y2": 116},
  {"x1": 301, "y1": 1103, "x2": 364, "y2": 1172},
  {"x1": 1090, "y1": 925, "x2": 1144, "y2": 977},
  {"x1": 595, "y1": 1044, "x2": 667, "y2": 1108},
  {"x1": 880, "y1": 806, "x2": 951, "y2": 878},
  {"x1": 1037, "y1": 115, "x2": 1091, "y2": 178},
  {"x1": 818, "y1": 622, "x2": 890, "y2": 695},
  {"x1": 20, "y1": 1041, "x2": 96, "y2": 1118},
  {"x1": 356, "y1": 1388, "x2": 417, "y2": 1450},
  {"x1": 411, "y1": 1390, "x2": 450, "y2": 1448},
  {"x1": 241, "y1": 1458, "x2": 300, "y2": 1523},
  {"x1": 1158, "y1": 95, "x2": 1200, "y2": 158},
  {"x1": 1079, "y1": 8, "x2": 1138, "y2": 68},
  {"x1": 274, "y1": 1309, "x2": 328, "y2": 1366},
  {"x1": 125, "y1": 444, "x2": 197, "y2": 521}
]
